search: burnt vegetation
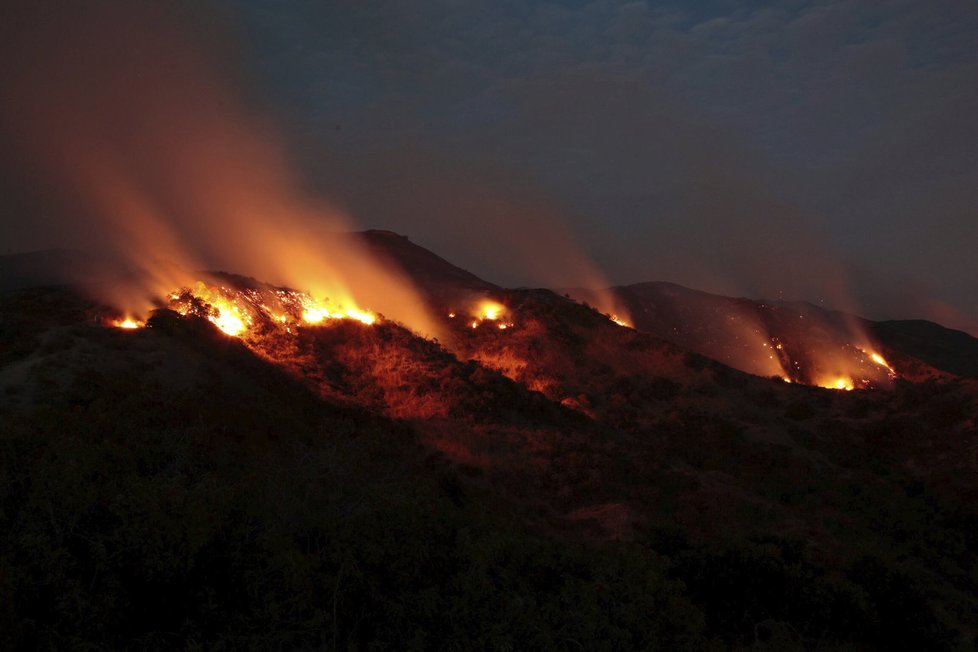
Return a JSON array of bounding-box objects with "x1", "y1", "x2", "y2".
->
[{"x1": 1, "y1": 282, "x2": 977, "y2": 650}]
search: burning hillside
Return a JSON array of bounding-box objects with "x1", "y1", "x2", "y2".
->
[
  {"x1": 565, "y1": 282, "x2": 913, "y2": 391},
  {"x1": 3, "y1": 248, "x2": 978, "y2": 649},
  {"x1": 110, "y1": 277, "x2": 379, "y2": 339},
  {"x1": 1, "y1": 0, "x2": 899, "y2": 396},
  {"x1": 3, "y1": 2, "x2": 978, "y2": 649},
  {"x1": 0, "y1": 1, "x2": 439, "y2": 342}
]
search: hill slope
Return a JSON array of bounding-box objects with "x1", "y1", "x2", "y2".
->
[
  {"x1": 1, "y1": 241, "x2": 977, "y2": 648},
  {"x1": 565, "y1": 280, "x2": 973, "y2": 382},
  {"x1": 871, "y1": 319, "x2": 978, "y2": 378}
]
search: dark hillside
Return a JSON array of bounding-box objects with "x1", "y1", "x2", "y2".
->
[
  {"x1": 2, "y1": 269, "x2": 976, "y2": 648},
  {"x1": 352, "y1": 229, "x2": 498, "y2": 304},
  {"x1": 563, "y1": 280, "x2": 972, "y2": 383},
  {"x1": 871, "y1": 319, "x2": 978, "y2": 378},
  {"x1": 0, "y1": 287, "x2": 708, "y2": 649}
]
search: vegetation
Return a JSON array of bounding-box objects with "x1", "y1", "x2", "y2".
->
[{"x1": 1, "y1": 287, "x2": 976, "y2": 649}]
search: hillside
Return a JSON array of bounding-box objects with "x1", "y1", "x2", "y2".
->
[
  {"x1": 1, "y1": 244, "x2": 977, "y2": 649},
  {"x1": 351, "y1": 229, "x2": 498, "y2": 303},
  {"x1": 565, "y1": 281, "x2": 975, "y2": 383},
  {"x1": 871, "y1": 319, "x2": 978, "y2": 378}
]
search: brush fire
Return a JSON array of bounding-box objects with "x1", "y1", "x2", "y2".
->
[
  {"x1": 112, "y1": 317, "x2": 144, "y2": 330},
  {"x1": 112, "y1": 279, "x2": 378, "y2": 338},
  {"x1": 448, "y1": 299, "x2": 516, "y2": 331},
  {"x1": 111, "y1": 282, "x2": 900, "y2": 393},
  {"x1": 757, "y1": 335, "x2": 897, "y2": 390}
]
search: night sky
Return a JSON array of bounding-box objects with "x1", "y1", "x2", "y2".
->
[{"x1": 4, "y1": 1, "x2": 978, "y2": 332}]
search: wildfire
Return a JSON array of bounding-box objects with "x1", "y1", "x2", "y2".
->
[
  {"x1": 463, "y1": 299, "x2": 515, "y2": 331},
  {"x1": 210, "y1": 304, "x2": 247, "y2": 336},
  {"x1": 479, "y1": 300, "x2": 505, "y2": 321},
  {"x1": 609, "y1": 314, "x2": 630, "y2": 327},
  {"x1": 113, "y1": 317, "x2": 143, "y2": 330},
  {"x1": 168, "y1": 285, "x2": 255, "y2": 337},
  {"x1": 753, "y1": 332, "x2": 899, "y2": 390},
  {"x1": 829, "y1": 377, "x2": 855, "y2": 391},
  {"x1": 110, "y1": 279, "x2": 380, "y2": 338},
  {"x1": 301, "y1": 302, "x2": 376, "y2": 326},
  {"x1": 868, "y1": 351, "x2": 895, "y2": 374}
]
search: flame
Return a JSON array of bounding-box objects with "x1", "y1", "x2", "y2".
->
[
  {"x1": 159, "y1": 279, "x2": 379, "y2": 340},
  {"x1": 175, "y1": 286, "x2": 252, "y2": 337},
  {"x1": 211, "y1": 306, "x2": 247, "y2": 337},
  {"x1": 463, "y1": 300, "x2": 516, "y2": 332},
  {"x1": 811, "y1": 374, "x2": 855, "y2": 391},
  {"x1": 0, "y1": 2, "x2": 440, "y2": 340},
  {"x1": 831, "y1": 377, "x2": 855, "y2": 391},
  {"x1": 113, "y1": 317, "x2": 143, "y2": 330},
  {"x1": 478, "y1": 301, "x2": 505, "y2": 321},
  {"x1": 345, "y1": 308, "x2": 376, "y2": 325},
  {"x1": 609, "y1": 315, "x2": 630, "y2": 327},
  {"x1": 302, "y1": 304, "x2": 375, "y2": 326},
  {"x1": 868, "y1": 351, "x2": 895, "y2": 373}
]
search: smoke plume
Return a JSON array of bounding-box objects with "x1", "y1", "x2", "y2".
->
[{"x1": 0, "y1": 1, "x2": 437, "y2": 336}]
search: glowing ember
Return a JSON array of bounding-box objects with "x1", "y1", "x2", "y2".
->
[
  {"x1": 448, "y1": 312, "x2": 456, "y2": 318},
  {"x1": 610, "y1": 314, "x2": 629, "y2": 327}
]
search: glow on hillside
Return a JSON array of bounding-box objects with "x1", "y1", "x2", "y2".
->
[{"x1": 113, "y1": 317, "x2": 144, "y2": 330}]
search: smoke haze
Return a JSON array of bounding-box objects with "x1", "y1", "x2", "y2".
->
[{"x1": 0, "y1": 1, "x2": 437, "y2": 336}]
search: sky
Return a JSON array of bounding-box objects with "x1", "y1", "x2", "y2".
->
[{"x1": 2, "y1": 1, "x2": 977, "y2": 332}]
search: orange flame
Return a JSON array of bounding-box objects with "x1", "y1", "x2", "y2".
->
[
  {"x1": 161, "y1": 280, "x2": 381, "y2": 338},
  {"x1": 478, "y1": 300, "x2": 505, "y2": 321},
  {"x1": 0, "y1": 2, "x2": 438, "y2": 340},
  {"x1": 826, "y1": 377, "x2": 855, "y2": 391},
  {"x1": 868, "y1": 351, "x2": 895, "y2": 374},
  {"x1": 465, "y1": 299, "x2": 516, "y2": 332},
  {"x1": 211, "y1": 307, "x2": 247, "y2": 337}
]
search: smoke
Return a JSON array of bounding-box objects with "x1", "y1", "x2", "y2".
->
[
  {"x1": 308, "y1": 146, "x2": 632, "y2": 323},
  {"x1": 0, "y1": 1, "x2": 437, "y2": 336}
]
